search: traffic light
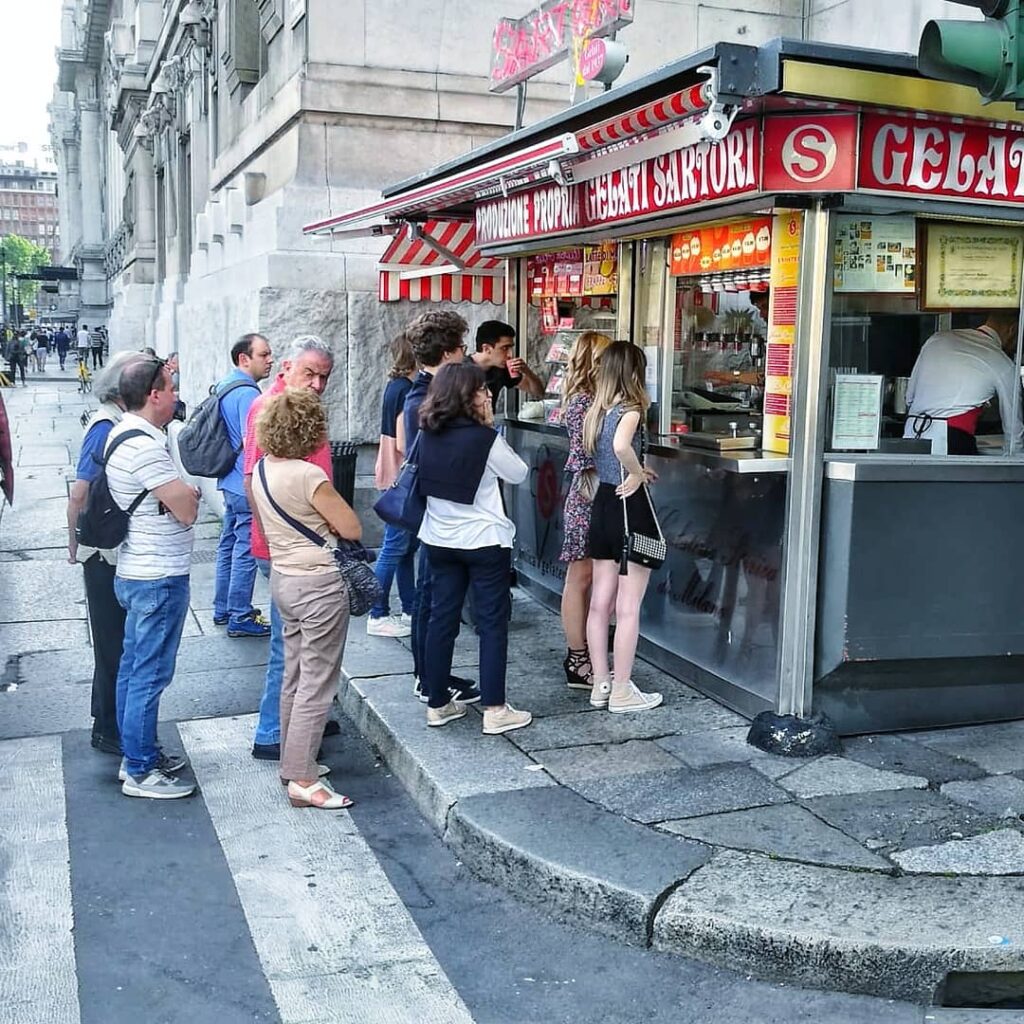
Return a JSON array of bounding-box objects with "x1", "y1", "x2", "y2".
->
[{"x1": 919, "y1": 0, "x2": 1024, "y2": 104}]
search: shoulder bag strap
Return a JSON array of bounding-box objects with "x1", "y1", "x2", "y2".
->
[
  {"x1": 256, "y1": 458, "x2": 328, "y2": 549},
  {"x1": 103, "y1": 428, "x2": 151, "y2": 514}
]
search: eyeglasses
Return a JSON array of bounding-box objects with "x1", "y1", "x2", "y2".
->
[{"x1": 144, "y1": 357, "x2": 166, "y2": 393}]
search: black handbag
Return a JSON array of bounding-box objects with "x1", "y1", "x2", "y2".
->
[
  {"x1": 373, "y1": 430, "x2": 426, "y2": 533},
  {"x1": 256, "y1": 459, "x2": 383, "y2": 617},
  {"x1": 618, "y1": 428, "x2": 666, "y2": 574}
]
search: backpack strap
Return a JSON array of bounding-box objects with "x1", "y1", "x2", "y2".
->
[
  {"x1": 103, "y1": 428, "x2": 152, "y2": 514},
  {"x1": 256, "y1": 458, "x2": 328, "y2": 549},
  {"x1": 217, "y1": 379, "x2": 261, "y2": 454}
]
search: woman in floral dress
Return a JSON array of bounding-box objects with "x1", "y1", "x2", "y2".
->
[{"x1": 558, "y1": 331, "x2": 612, "y2": 691}]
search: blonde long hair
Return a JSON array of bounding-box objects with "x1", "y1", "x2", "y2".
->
[
  {"x1": 583, "y1": 341, "x2": 650, "y2": 454},
  {"x1": 561, "y1": 331, "x2": 612, "y2": 408}
]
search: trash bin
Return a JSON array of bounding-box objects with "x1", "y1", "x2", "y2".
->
[{"x1": 329, "y1": 441, "x2": 358, "y2": 506}]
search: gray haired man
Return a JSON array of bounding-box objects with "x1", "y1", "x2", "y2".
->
[{"x1": 241, "y1": 335, "x2": 341, "y2": 760}]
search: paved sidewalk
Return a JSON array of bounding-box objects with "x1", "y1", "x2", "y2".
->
[{"x1": 339, "y1": 598, "x2": 1024, "y2": 1004}]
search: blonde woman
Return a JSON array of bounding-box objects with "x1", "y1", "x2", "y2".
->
[
  {"x1": 583, "y1": 341, "x2": 663, "y2": 713},
  {"x1": 252, "y1": 388, "x2": 362, "y2": 809},
  {"x1": 558, "y1": 330, "x2": 612, "y2": 691}
]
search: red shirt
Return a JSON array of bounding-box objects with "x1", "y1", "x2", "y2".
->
[{"x1": 243, "y1": 373, "x2": 332, "y2": 561}]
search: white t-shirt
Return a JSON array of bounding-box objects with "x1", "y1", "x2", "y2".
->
[
  {"x1": 105, "y1": 412, "x2": 194, "y2": 580},
  {"x1": 419, "y1": 433, "x2": 528, "y2": 550},
  {"x1": 904, "y1": 326, "x2": 1024, "y2": 454},
  {"x1": 76, "y1": 329, "x2": 90, "y2": 350}
]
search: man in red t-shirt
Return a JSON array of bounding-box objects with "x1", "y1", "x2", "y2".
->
[{"x1": 243, "y1": 335, "x2": 337, "y2": 760}]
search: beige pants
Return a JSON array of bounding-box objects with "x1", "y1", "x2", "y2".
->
[{"x1": 271, "y1": 569, "x2": 350, "y2": 782}]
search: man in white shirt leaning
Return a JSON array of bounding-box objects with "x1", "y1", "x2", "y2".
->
[
  {"x1": 904, "y1": 310, "x2": 1024, "y2": 456},
  {"x1": 105, "y1": 355, "x2": 200, "y2": 799}
]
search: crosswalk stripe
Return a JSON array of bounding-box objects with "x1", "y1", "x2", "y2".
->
[
  {"x1": 0, "y1": 736, "x2": 80, "y2": 1024},
  {"x1": 179, "y1": 714, "x2": 476, "y2": 1024}
]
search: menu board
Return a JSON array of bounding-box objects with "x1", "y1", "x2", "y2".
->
[
  {"x1": 832, "y1": 375, "x2": 883, "y2": 450},
  {"x1": 922, "y1": 222, "x2": 1024, "y2": 309},
  {"x1": 670, "y1": 218, "x2": 773, "y2": 276},
  {"x1": 762, "y1": 212, "x2": 803, "y2": 455},
  {"x1": 583, "y1": 242, "x2": 618, "y2": 294},
  {"x1": 833, "y1": 216, "x2": 916, "y2": 293}
]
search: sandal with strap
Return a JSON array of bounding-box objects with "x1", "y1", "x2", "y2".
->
[
  {"x1": 563, "y1": 647, "x2": 593, "y2": 690},
  {"x1": 287, "y1": 779, "x2": 354, "y2": 809}
]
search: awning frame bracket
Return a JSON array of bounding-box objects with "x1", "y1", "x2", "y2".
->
[{"x1": 407, "y1": 221, "x2": 467, "y2": 272}]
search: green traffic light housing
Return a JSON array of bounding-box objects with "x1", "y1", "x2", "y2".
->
[{"x1": 919, "y1": 0, "x2": 1023, "y2": 104}]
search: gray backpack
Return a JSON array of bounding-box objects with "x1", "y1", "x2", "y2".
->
[{"x1": 177, "y1": 380, "x2": 259, "y2": 478}]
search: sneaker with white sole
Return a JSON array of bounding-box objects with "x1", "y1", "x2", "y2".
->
[
  {"x1": 121, "y1": 768, "x2": 196, "y2": 800},
  {"x1": 482, "y1": 704, "x2": 533, "y2": 735},
  {"x1": 414, "y1": 677, "x2": 481, "y2": 704},
  {"x1": 400, "y1": 612, "x2": 413, "y2": 627},
  {"x1": 118, "y1": 751, "x2": 189, "y2": 782},
  {"x1": 426, "y1": 701, "x2": 467, "y2": 727},
  {"x1": 608, "y1": 681, "x2": 663, "y2": 714},
  {"x1": 589, "y1": 678, "x2": 612, "y2": 709},
  {"x1": 366, "y1": 615, "x2": 412, "y2": 638}
]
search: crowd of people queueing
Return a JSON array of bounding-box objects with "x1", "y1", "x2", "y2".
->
[
  {"x1": 1, "y1": 322, "x2": 107, "y2": 383},
  {"x1": 67, "y1": 311, "x2": 664, "y2": 810}
]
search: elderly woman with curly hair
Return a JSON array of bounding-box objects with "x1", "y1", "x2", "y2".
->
[{"x1": 251, "y1": 387, "x2": 362, "y2": 809}]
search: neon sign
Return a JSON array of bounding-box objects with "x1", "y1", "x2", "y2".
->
[{"x1": 489, "y1": 0, "x2": 635, "y2": 93}]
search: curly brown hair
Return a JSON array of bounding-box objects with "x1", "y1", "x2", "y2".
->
[
  {"x1": 405, "y1": 310, "x2": 468, "y2": 368},
  {"x1": 255, "y1": 387, "x2": 327, "y2": 459},
  {"x1": 419, "y1": 362, "x2": 488, "y2": 432}
]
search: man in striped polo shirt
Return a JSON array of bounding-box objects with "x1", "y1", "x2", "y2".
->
[{"x1": 106, "y1": 356, "x2": 200, "y2": 799}]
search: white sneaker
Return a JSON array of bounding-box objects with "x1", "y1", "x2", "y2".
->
[
  {"x1": 590, "y1": 678, "x2": 612, "y2": 709},
  {"x1": 400, "y1": 613, "x2": 413, "y2": 627},
  {"x1": 366, "y1": 614, "x2": 412, "y2": 638},
  {"x1": 482, "y1": 704, "x2": 533, "y2": 735},
  {"x1": 608, "y1": 681, "x2": 663, "y2": 714}
]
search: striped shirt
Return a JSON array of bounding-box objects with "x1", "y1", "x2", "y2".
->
[{"x1": 105, "y1": 412, "x2": 194, "y2": 580}]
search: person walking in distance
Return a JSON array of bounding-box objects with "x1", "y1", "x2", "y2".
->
[
  {"x1": 250, "y1": 388, "x2": 361, "y2": 809},
  {"x1": 76, "y1": 323, "x2": 92, "y2": 366},
  {"x1": 213, "y1": 333, "x2": 274, "y2": 637},
  {"x1": 54, "y1": 325, "x2": 70, "y2": 371},
  {"x1": 399, "y1": 311, "x2": 479, "y2": 705},
  {"x1": 6, "y1": 331, "x2": 27, "y2": 386},
  {"x1": 417, "y1": 363, "x2": 531, "y2": 735},
  {"x1": 584, "y1": 342, "x2": 663, "y2": 714},
  {"x1": 33, "y1": 329, "x2": 49, "y2": 373},
  {"x1": 558, "y1": 332, "x2": 612, "y2": 693},
  {"x1": 244, "y1": 335, "x2": 341, "y2": 762},
  {"x1": 66, "y1": 352, "x2": 147, "y2": 756},
  {"x1": 105, "y1": 356, "x2": 200, "y2": 798},
  {"x1": 367, "y1": 331, "x2": 418, "y2": 638},
  {"x1": 90, "y1": 325, "x2": 106, "y2": 369}
]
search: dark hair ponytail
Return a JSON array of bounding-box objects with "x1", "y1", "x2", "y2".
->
[{"x1": 419, "y1": 362, "x2": 487, "y2": 432}]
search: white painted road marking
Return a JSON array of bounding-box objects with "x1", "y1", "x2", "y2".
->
[
  {"x1": 0, "y1": 736, "x2": 80, "y2": 1024},
  {"x1": 180, "y1": 714, "x2": 475, "y2": 1024}
]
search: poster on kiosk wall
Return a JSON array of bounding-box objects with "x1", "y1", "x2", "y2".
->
[{"x1": 762, "y1": 212, "x2": 803, "y2": 455}]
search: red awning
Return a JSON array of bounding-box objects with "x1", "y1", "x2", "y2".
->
[{"x1": 377, "y1": 220, "x2": 506, "y2": 304}]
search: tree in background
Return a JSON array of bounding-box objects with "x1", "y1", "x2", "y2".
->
[{"x1": 0, "y1": 235, "x2": 52, "y2": 321}]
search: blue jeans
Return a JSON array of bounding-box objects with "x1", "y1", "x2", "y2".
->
[
  {"x1": 423, "y1": 545, "x2": 511, "y2": 709},
  {"x1": 369, "y1": 523, "x2": 418, "y2": 619},
  {"x1": 253, "y1": 558, "x2": 284, "y2": 745},
  {"x1": 114, "y1": 575, "x2": 190, "y2": 778},
  {"x1": 214, "y1": 490, "x2": 257, "y2": 623},
  {"x1": 410, "y1": 545, "x2": 433, "y2": 679}
]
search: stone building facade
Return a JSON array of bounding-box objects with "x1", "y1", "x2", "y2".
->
[{"x1": 50, "y1": 0, "x2": 978, "y2": 440}]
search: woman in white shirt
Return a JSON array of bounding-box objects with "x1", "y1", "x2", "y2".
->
[{"x1": 416, "y1": 363, "x2": 532, "y2": 735}]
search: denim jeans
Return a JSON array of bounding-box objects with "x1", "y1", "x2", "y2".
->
[
  {"x1": 422, "y1": 545, "x2": 512, "y2": 709},
  {"x1": 214, "y1": 490, "x2": 257, "y2": 623},
  {"x1": 114, "y1": 574, "x2": 190, "y2": 778},
  {"x1": 369, "y1": 523, "x2": 418, "y2": 619},
  {"x1": 253, "y1": 558, "x2": 284, "y2": 745},
  {"x1": 410, "y1": 545, "x2": 433, "y2": 680}
]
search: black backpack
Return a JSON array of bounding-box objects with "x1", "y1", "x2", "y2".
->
[
  {"x1": 76, "y1": 429, "x2": 150, "y2": 549},
  {"x1": 177, "y1": 379, "x2": 259, "y2": 478}
]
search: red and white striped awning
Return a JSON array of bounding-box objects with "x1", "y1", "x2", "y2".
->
[
  {"x1": 575, "y1": 82, "x2": 713, "y2": 152},
  {"x1": 377, "y1": 219, "x2": 506, "y2": 304}
]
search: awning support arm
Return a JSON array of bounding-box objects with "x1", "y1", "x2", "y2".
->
[{"x1": 407, "y1": 221, "x2": 468, "y2": 271}]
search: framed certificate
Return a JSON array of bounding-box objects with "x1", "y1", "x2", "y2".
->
[{"x1": 921, "y1": 222, "x2": 1024, "y2": 309}]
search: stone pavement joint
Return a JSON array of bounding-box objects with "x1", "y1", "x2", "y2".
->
[{"x1": 339, "y1": 591, "x2": 1024, "y2": 1002}]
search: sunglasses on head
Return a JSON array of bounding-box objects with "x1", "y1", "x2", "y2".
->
[{"x1": 144, "y1": 357, "x2": 166, "y2": 393}]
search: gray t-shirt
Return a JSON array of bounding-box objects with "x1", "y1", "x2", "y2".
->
[{"x1": 594, "y1": 404, "x2": 641, "y2": 485}]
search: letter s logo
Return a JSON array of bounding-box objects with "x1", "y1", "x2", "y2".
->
[{"x1": 781, "y1": 125, "x2": 837, "y2": 184}]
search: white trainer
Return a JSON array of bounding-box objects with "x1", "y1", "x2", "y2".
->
[
  {"x1": 589, "y1": 678, "x2": 612, "y2": 709},
  {"x1": 608, "y1": 681, "x2": 663, "y2": 714},
  {"x1": 366, "y1": 614, "x2": 412, "y2": 638},
  {"x1": 482, "y1": 704, "x2": 533, "y2": 735}
]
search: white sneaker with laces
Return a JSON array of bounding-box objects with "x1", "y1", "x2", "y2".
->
[
  {"x1": 482, "y1": 704, "x2": 533, "y2": 735},
  {"x1": 366, "y1": 614, "x2": 412, "y2": 638},
  {"x1": 608, "y1": 681, "x2": 663, "y2": 714},
  {"x1": 589, "y1": 678, "x2": 612, "y2": 709}
]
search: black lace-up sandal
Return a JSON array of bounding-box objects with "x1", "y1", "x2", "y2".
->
[{"x1": 563, "y1": 647, "x2": 593, "y2": 690}]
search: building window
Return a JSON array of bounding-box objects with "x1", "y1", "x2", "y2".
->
[{"x1": 221, "y1": 0, "x2": 261, "y2": 94}]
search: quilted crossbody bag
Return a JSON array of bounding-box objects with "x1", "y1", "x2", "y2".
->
[
  {"x1": 257, "y1": 459, "x2": 383, "y2": 617},
  {"x1": 618, "y1": 423, "x2": 666, "y2": 575}
]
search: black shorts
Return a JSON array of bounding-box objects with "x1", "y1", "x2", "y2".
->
[{"x1": 588, "y1": 482, "x2": 659, "y2": 562}]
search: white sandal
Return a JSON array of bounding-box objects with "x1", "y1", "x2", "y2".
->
[{"x1": 287, "y1": 779, "x2": 354, "y2": 809}]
